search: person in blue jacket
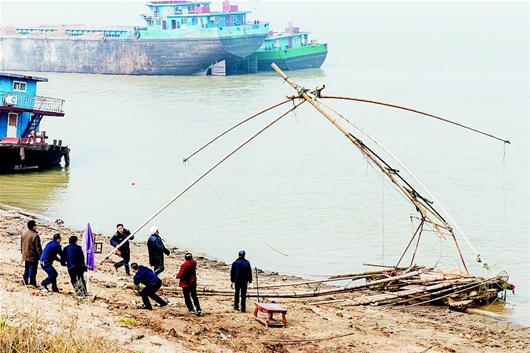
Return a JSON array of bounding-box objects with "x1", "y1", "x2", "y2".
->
[
  {"x1": 110, "y1": 223, "x2": 133, "y2": 275},
  {"x1": 230, "y1": 250, "x2": 252, "y2": 312},
  {"x1": 62, "y1": 235, "x2": 87, "y2": 297},
  {"x1": 147, "y1": 226, "x2": 170, "y2": 275},
  {"x1": 131, "y1": 262, "x2": 168, "y2": 310},
  {"x1": 40, "y1": 233, "x2": 63, "y2": 292}
]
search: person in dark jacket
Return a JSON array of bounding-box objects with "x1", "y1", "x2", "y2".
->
[
  {"x1": 62, "y1": 235, "x2": 87, "y2": 297},
  {"x1": 110, "y1": 223, "x2": 134, "y2": 275},
  {"x1": 176, "y1": 253, "x2": 201, "y2": 315},
  {"x1": 230, "y1": 250, "x2": 252, "y2": 312},
  {"x1": 21, "y1": 220, "x2": 42, "y2": 287},
  {"x1": 131, "y1": 262, "x2": 167, "y2": 310},
  {"x1": 40, "y1": 234, "x2": 63, "y2": 292},
  {"x1": 147, "y1": 226, "x2": 170, "y2": 275}
]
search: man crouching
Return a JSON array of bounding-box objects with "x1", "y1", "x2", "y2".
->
[{"x1": 131, "y1": 262, "x2": 168, "y2": 310}]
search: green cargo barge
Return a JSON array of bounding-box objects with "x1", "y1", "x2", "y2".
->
[{"x1": 256, "y1": 27, "x2": 327, "y2": 71}]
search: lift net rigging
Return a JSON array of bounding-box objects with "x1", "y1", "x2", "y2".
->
[{"x1": 103, "y1": 64, "x2": 509, "y2": 276}]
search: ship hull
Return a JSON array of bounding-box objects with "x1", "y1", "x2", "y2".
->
[
  {"x1": 257, "y1": 43, "x2": 328, "y2": 71},
  {"x1": 0, "y1": 143, "x2": 69, "y2": 173},
  {"x1": 0, "y1": 35, "x2": 267, "y2": 75}
]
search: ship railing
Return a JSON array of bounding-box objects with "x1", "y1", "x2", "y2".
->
[{"x1": 0, "y1": 91, "x2": 64, "y2": 115}]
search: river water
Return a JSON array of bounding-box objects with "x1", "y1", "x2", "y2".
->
[{"x1": 0, "y1": 2, "x2": 527, "y2": 325}]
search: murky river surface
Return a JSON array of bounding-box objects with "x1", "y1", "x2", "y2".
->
[{"x1": 0, "y1": 2, "x2": 527, "y2": 325}]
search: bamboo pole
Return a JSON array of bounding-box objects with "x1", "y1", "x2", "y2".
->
[
  {"x1": 315, "y1": 98, "x2": 477, "y2": 268},
  {"x1": 161, "y1": 270, "x2": 423, "y2": 298},
  {"x1": 394, "y1": 219, "x2": 424, "y2": 270},
  {"x1": 319, "y1": 95, "x2": 510, "y2": 144},
  {"x1": 465, "y1": 308, "x2": 506, "y2": 320},
  {"x1": 254, "y1": 274, "x2": 369, "y2": 289},
  {"x1": 270, "y1": 63, "x2": 470, "y2": 273},
  {"x1": 102, "y1": 100, "x2": 305, "y2": 261}
]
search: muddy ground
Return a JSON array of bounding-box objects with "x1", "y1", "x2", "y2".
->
[{"x1": 0, "y1": 206, "x2": 528, "y2": 353}]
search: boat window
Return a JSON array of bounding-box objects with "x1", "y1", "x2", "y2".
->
[
  {"x1": 182, "y1": 18, "x2": 188, "y2": 25},
  {"x1": 162, "y1": 20, "x2": 167, "y2": 30},
  {"x1": 13, "y1": 81, "x2": 27, "y2": 92},
  {"x1": 171, "y1": 20, "x2": 177, "y2": 29}
]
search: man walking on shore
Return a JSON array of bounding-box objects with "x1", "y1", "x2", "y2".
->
[
  {"x1": 40, "y1": 234, "x2": 63, "y2": 292},
  {"x1": 147, "y1": 226, "x2": 170, "y2": 275},
  {"x1": 230, "y1": 250, "x2": 252, "y2": 312},
  {"x1": 176, "y1": 253, "x2": 201, "y2": 315},
  {"x1": 131, "y1": 262, "x2": 167, "y2": 310},
  {"x1": 62, "y1": 235, "x2": 87, "y2": 297},
  {"x1": 21, "y1": 220, "x2": 42, "y2": 287},
  {"x1": 110, "y1": 223, "x2": 134, "y2": 275}
]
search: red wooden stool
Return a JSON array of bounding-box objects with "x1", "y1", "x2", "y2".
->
[{"x1": 253, "y1": 302, "x2": 288, "y2": 327}]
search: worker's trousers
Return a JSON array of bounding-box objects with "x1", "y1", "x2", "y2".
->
[
  {"x1": 182, "y1": 285, "x2": 201, "y2": 312},
  {"x1": 140, "y1": 280, "x2": 165, "y2": 309},
  {"x1": 234, "y1": 282, "x2": 248, "y2": 312}
]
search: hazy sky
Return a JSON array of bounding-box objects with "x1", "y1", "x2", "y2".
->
[{"x1": 1, "y1": 1, "x2": 528, "y2": 71}]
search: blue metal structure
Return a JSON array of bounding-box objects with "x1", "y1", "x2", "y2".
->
[
  {"x1": 0, "y1": 72, "x2": 68, "y2": 172},
  {"x1": 0, "y1": 73, "x2": 64, "y2": 140}
]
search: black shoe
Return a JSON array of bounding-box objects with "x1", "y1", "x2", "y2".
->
[
  {"x1": 241, "y1": 309, "x2": 246, "y2": 313},
  {"x1": 233, "y1": 306, "x2": 239, "y2": 311},
  {"x1": 195, "y1": 310, "x2": 202, "y2": 316},
  {"x1": 140, "y1": 304, "x2": 152, "y2": 310},
  {"x1": 156, "y1": 301, "x2": 168, "y2": 307}
]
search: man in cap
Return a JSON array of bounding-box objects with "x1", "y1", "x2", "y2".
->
[
  {"x1": 176, "y1": 253, "x2": 201, "y2": 315},
  {"x1": 147, "y1": 226, "x2": 170, "y2": 275},
  {"x1": 40, "y1": 234, "x2": 63, "y2": 292},
  {"x1": 131, "y1": 262, "x2": 167, "y2": 310},
  {"x1": 230, "y1": 250, "x2": 252, "y2": 312},
  {"x1": 110, "y1": 223, "x2": 134, "y2": 275}
]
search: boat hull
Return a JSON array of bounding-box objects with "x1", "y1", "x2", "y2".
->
[
  {"x1": 0, "y1": 34, "x2": 267, "y2": 75},
  {"x1": 257, "y1": 43, "x2": 328, "y2": 71},
  {"x1": 0, "y1": 143, "x2": 69, "y2": 173}
]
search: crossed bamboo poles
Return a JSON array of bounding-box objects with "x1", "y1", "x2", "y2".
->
[{"x1": 103, "y1": 64, "x2": 509, "y2": 274}]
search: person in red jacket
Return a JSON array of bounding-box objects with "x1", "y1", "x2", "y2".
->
[{"x1": 176, "y1": 253, "x2": 201, "y2": 315}]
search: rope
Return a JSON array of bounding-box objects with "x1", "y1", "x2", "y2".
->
[
  {"x1": 102, "y1": 100, "x2": 305, "y2": 261},
  {"x1": 502, "y1": 142, "x2": 507, "y2": 241},
  {"x1": 317, "y1": 99, "x2": 484, "y2": 267},
  {"x1": 381, "y1": 178, "x2": 385, "y2": 264},
  {"x1": 319, "y1": 95, "x2": 510, "y2": 144},
  {"x1": 183, "y1": 98, "x2": 295, "y2": 162},
  {"x1": 185, "y1": 161, "x2": 289, "y2": 257}
]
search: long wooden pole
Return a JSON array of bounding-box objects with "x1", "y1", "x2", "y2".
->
[
  {"x1": 102, "y1": 100, "x2": 305, "y2": 261},
  {"x1": 270, "y1": 63, "x2": 470, "y2": 273},
  {"x1": 394, "y1": 219, "x2": 424, "y2": 270},
  {"x1": 319, "y1": 95, "x2": 510, "y2": 144},
  {"x1": 162, "y1": 270, "x2": 423, "y2": 298}
]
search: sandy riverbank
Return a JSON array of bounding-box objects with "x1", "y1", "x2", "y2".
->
[{"x1": 0, "y1": 206, "x2": 528, "y2": 353}]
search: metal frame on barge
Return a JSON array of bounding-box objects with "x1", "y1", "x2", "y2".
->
[
  {"x1": 0, "y1": 72, "x2": 69, "y2": 173},
  {"x1": 102, "y1": 64, "x2": 513, "y2": 313}
]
